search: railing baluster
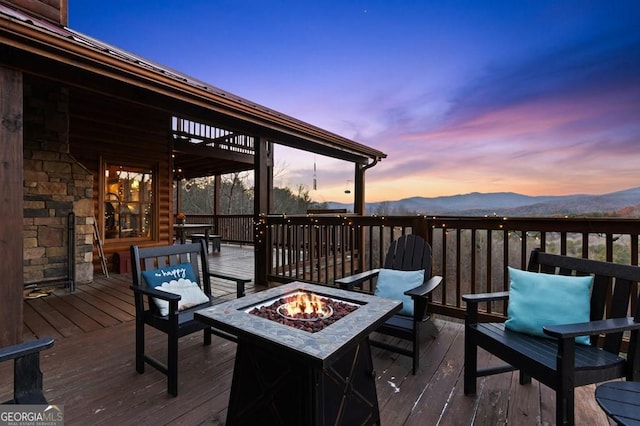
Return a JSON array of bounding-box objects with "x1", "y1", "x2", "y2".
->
[
  {"x1": 455, "y1": 228, "x2": 461, "y2": 308},
  {"x1": 486, "y1": 229, "x2": 492, "y2": 314},
  {"x1": 606, "y1": 234, "x2": 614, "y2": 263},
  {"x1": 502, "y1": 229, "x2": 509, "y2": 316},
  {"x1": 470, "y1": 228, "x2": 477, "y2": 297},
  {"x1": 520, "y1": 231, "x2": 527, "y2": 269}
]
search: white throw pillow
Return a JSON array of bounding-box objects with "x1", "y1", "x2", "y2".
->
[{"x1": 153, "y1": 277, "x2": 210, "y2": 316}]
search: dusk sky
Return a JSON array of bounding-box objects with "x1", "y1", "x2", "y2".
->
[{"x1": 69, "y1": 1, "x2": 640, "y2": 203}]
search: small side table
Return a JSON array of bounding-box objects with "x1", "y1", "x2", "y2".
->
[{"x1": 595, "y1": 381, "x2": 640, "y2": 426}]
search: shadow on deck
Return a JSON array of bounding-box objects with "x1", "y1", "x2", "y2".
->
[{"x1": 7, "y1": 244, "x2": 611, "y2": 425}]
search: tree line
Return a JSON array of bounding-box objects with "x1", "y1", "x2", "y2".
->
[{"x1": 179, "y1": 172, "x2": 328, "y2": 215}]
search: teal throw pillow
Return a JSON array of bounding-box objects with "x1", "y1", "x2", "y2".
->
[
  {"x1": 141, "y1": 262, "x2": 209, "y2": 316},
  {"x1": 504, "y1": 267, "x2": 593, "y2": 345},
  {"x1": 374, "y1": 269, "x2": 425, "y2": 317}
]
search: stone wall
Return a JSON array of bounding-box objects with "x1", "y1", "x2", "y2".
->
[{"x1": 23, "y1": 78, "x2": 94, "y2": 286}]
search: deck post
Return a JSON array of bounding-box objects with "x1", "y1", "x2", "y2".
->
[
  {"x1": 0, "y1": 66, "x2": 24, "y2": 346},
  {"x1": 254, "y1": 137, "x2": 273, "y2": 287},
  {"x1": 214, "y1": 175, "x2": 221, "y2": 233}
]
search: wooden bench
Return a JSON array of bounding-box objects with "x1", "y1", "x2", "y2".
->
[
  {"x1": 463, "y1": 249, "x2": 640, "y2": 425},
  {"x1": 1, "y1": 337, "x2": 54, "y2": 404},
  {"x1": 190, "y1": 233, "x2": 221, "y2": 253}
]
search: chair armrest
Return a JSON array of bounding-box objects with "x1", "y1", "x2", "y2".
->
[
  {"x1": 543, "y1": 317, "x2": 640, "y2": 339},
  {"x1": 463, "y1": 291, "x2": 509, "y2": 325},
  {"x1": 335, "y1": 269, "x2": 380, "y2": 290},
  {"x1": 462, "y1": 291, "x2": 510, "y2": 304},
  {"x1": 405, "y1": 275, "x2": 443, "y2": 298},
  {"x1": 0, "y1": 338, "x2": 54, "y2": 363},
  {"x1": 130, "y1": 285, "x2": 181, "y2": 301},
  {"x1": 208, "y1": 272, "x2": 252, "y2": 298},
  {"x1": 0, "y1": 337, "x2": 54, "y2": 404}
]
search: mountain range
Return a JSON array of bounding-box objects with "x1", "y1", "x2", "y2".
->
[{"x1": 326, "y1": 186, "x2": 640, "y2": 217}]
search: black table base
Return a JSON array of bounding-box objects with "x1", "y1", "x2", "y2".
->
[{"x1": 227, "y1": 336, "x2": 380, "y2": 426}]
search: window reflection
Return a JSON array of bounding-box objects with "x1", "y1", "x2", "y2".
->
[{"x1": 104, "y1": 164, "x2": 153, "y2": 240}]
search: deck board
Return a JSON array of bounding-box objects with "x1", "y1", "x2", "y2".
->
[
  {"x1": 23, "y1": 301, "x2": 63, "y2": 340},
  {"x1": 28, "y1": 297, "x2": 84, "y2": 338},
  {"x1": 403, "y1": 320, "x2": 466, "y2": 425},
  {"x1": 41, "y1": 293, "x2": 104, "y2": 333},
  {"x1": 4, "y1": 244, "x2": 612, "y2": 425}
]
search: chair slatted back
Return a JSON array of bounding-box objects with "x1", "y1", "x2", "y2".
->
[
  {"x1": 384, "y1": 234, "x2": 432, "y2": 280},
  {"x1": 131, "y1": 241, "x2": 212, "y2": 314}
]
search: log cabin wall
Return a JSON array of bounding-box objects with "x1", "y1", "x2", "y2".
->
[
  {"x1": 68, "y1": 89, "x2": 173, "y2": 273},
  {"x1": 23, "y1": 77, "x2": 94, "y2": 286},
  {"x1": 6, "y1": 0, "x2": 67, "y2": 25}
]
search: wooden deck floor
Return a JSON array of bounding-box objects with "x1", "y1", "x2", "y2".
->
[{"x1": 5, "y1": 244, "x2": 612, "y2": 425}]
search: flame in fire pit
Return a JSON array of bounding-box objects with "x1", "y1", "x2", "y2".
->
[{"x1": 277, "y1": 292, "x2": 333, "y2": 321}]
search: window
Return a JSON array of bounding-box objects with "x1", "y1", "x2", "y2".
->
[{"x1": 104, "y1": 164, "x2": 154, "y2": 240}]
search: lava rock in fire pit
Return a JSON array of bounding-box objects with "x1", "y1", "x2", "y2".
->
[{"x1": 249, "y1": 294, "x2": 359, "y2": 333}]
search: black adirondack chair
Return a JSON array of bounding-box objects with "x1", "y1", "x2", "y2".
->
[
  {"x1": 335, "y1": 234, "x2": 442, "y2": 374},
  {"x1": 463, "y1": 248, "x2": 640, "y2": 425},
  {"x1": 1, "y1": 337, "x2": 54, "y2": 404},
  {"x1": 130, "y1": 240, "x2": 250, "y2": 396}
]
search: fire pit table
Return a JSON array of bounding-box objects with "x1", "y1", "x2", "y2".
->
[{"x1": 195, "y1": 281, "x2": 402, "y2": 426}]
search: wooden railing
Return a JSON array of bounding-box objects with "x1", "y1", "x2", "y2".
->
[
  {"x1": 185, "y1": 214, "x2": 253, "y2": 244},
  {"x1": 261, "y1": 215, "x2": 640, "y2": 321},
  {"x1": 185, "y1": 213, "x2": 639, "y2": 321},
  {"x1": 172, "y1": 117, "x2": 255, "y2": 155}
]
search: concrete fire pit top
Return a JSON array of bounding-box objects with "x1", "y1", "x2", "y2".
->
[{"x1": 195, "y1": 282, "x2": 402, "y2": 368}]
